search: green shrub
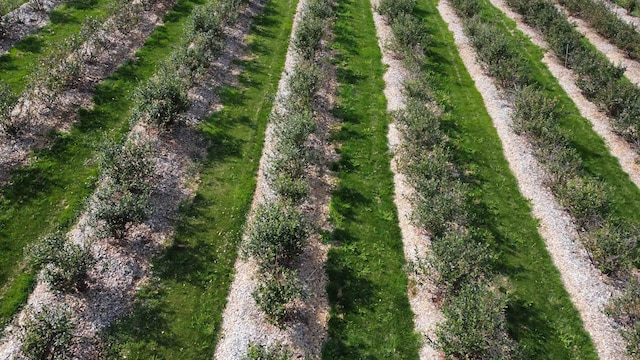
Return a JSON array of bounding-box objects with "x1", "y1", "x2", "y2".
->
[
  {"x1": 243, "y1": 202, "x2": 308, "y2": 271},
  {"x1": 556, "y1": 176, "x2": 609, "y2": 229},
  {"x1": 252, "y1": 269, "x2": 301, "y2": 324},
  {"x1": 20, "y1": 306, "x2": 74, "y2": 360},
  {"x1": 26, "y1": 232, "x2": 95, "y2": 293},
  {"x1": 307, "y1": 0, "x2": 333, "y2": 19},
  {"x1": 607, "y1": 277, "x2": 640, "y2": 359},
  {"x1": 418, "y1": 229, "x2": 492, "y2": 295},
  {"x1": 376, "y1": 0, "x2": 415, "y2": 19},
  {"x1": 244, "y1": 343, "x2": 293, "y2": 360},
  {"x1": 287, "y1": 60, "x2": 321, "y2": 110},
  {"x1": 91, "y1": 181, "x2": 150, "y2": 239},
  {"x1": 450, "y1": 0, "x2": 481, "y2": 17},
  {"x1": 130, "y1": 67, "x2": 190, "y2": 129},
  {"x1": 0, "y1": 81, "x2": 19, "y2": 137},
  {"x1": 395, "y1": 99, "x2": 444, "y2": 149},
  {"x1": 512, "y1": 86, "x2": 559, "y2": 139},
  {"x1": 437, "y1": 283, "x2": 517, "y2": 359},
  {"x1": 292, "y1": 16, "x2": 323, "y2": 61},
  {"x1": 390, "y1": 12, "x2": 429, "y2": 60},
  {"x1": 584, "y1": 224, "x2": 639, "y2": 275},
  {"x1": 99, "y1": 139, "x2": 155, "y2": 195}
]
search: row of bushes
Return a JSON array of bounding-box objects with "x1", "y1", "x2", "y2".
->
[
  {"x1": 242, "y1": 0, "x2": 334, "y2": 335},
  {"x1": 0, "y1": 0, "x2": 148, "y2": 138},
  {"x1": 16, "y1": 0, "x2": 249, "y2": 357},
  {"x1": 378, "y1": 0, "x2": 518, "y2": 358},
  {"x1": 452, "y1": 1, "x2": 640, "y2": 357},
  {"x1": 613, "y1": 0, "x2": 640, "y2": 13},
  {"x1": 557, "y1": 0, "x2": 640, "y2": 61},
  {"x1": 505, "y1": 0, "x2": 640, "y2": 152}
]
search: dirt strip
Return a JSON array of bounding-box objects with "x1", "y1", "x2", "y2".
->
[
  {"x1": 0, "y1": 1, "x2": 262, "y2": 358},
  {"x1": 553, "y1": 1, "x2": 640, "y2": 85},
  {"x1": 0, "y1": 0, "x2": 64, "y2": 54},
  {"x1": 489, "y1": 0, "x2": 640, "y2": 190},
  {"x1": 214, "y1": 0, "x2": 335, "y2": 358},
  {"x1": 0, "y1": 0, "x2": 174, "y2": 186},
  {"x1": 438, "y1": 0, "x2": 627, "y2": 358},
  {"x1": 603, "y1": 0, "x2": 640, "y2": 28},
  {"x1": 369, "y1": 1, "x2": 444, "y2": 359}
]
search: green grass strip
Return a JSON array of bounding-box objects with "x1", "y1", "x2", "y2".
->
[
  {"x1": 0, "y1": 0, "x2": 113, "y2": 93},
  {"x1": 0, "y1": 0, "x2": 201, "y2": 328},
  {"x1": 419, "y1": 2, "x2": 597, "y2": 357},
  {"x1": 103, "y1": 0, "x2": 298, "y2": 357},
  {"x1": 321, "y1": 0, "x2": 421, "y2": 358},
  {"x1": 476, "y1": 0, "x2": 640, "y2": 227}
]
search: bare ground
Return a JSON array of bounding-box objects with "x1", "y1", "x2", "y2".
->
[
  {"x1": 214, "y1": 0, "x2": 336, "y2": 358},
  {"x1": 0, "y1": 1, "x2": 262, "y2": 358},
  {"x1": 438, "y1": 0, "x2": 627, "y2": 358},
  {"x1": 369, "y1": 1, "x2": 444, "y2": 359}
]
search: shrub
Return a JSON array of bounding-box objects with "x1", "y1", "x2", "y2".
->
[
  {"x1": 556, "y1": 176, "x2": 609, "y2": 230},
  {"x1": 252, "y1": 269, "x2": 301, "y2": 325},
  {"x1": 512, "y1": 86, "x2": 559, "y2": 139},
  {"x1": 130, "y1": 66, "x2": 190, "y2": 129},
  {"x1": 292, "y1": 16, "x2": 323, "y2": 61},
  {"x1": 244, "y1": 343, "x2": 293, "y2": 360},
  {"x1": 390, "y1": 12, "x2": 429, "y2": 61},
  {"x1": 20, "y1": 306, "x2": 74, "y2": 360},
  {"x1": 376, "y1": 0, "x2": 415, "y2": 19},
  {"x1": 584, "y1": 224, "x2": 639, "y2": 275},
  {"x1": 607, "y1": 276, "x2": 640, "y2": 359},
  {"x1": 0, "y1": 81, "x2": 18, "y2": 136},
  {"x1": 243, "y1": 202, "x2": 308, "y2": 271},
  {"x1": 437, "y1": 283, "x2": 517, "y2": 359},
  {"x1": 25, "y1": 232, "x2": 95, "y2": 292},
  {"x1": 395, "y1": 99, "x2": 444, "y2": 150},
  {"x1": 450, "y1": 0, "x2": 481, "y2": 17},
  {"x1": 307, "y1": 0, "x2": 333, "y2": 19},
  {"x1": 98, "y1": 139, "x2": 155, "y2": 195},
  {"x1": 287, "y1": 60, "x2": 321, "y2": 110},
  {"x1": 91, "y1": 180, "x2": 150, "y2": 239}
]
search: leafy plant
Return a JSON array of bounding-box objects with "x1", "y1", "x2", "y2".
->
[
  {"x1": 244, "y1": 343, "x2": 293, "y2": 360},
  {"x1": 20, "y1": 305, "x2": 74, "y2": 360},
  {"x1": 376, "y1": 0, "x2": 415, "y2": 19},
  {"x1": 607, "y1": 276, "x2": 640, "y2": 359},
  {"x1": 252, "y1": 269, "x2": 301, "y2": 325}
]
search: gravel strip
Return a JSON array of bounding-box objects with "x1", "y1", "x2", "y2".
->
[
  {"x1": 552, "y1": 1, "x2": 640, "y2": 86},
  {"x1": 0, "y1": 0, "x2": 176, "y2": 186},
  {"x1": 369, "y1": 1, "x2": 444, "y2": 359},
  {"x1": 214, "y1": 0, "x2": 335, "y2": 358},
  {"x1": 603, "y1": 0, "x2": 640, "y2": 28},
  {"x1": 0, "y1": 2, "x2": 261, "y2": 357},
  {"x1": 490, "y1": 0, "x2": 640, "y2": 192},
  {"x1": 438, "y1": 1, "x2": 627, "y2": 358},
  {"x1": 0, "y1": 0, "x2": 64, "y2": 55}
]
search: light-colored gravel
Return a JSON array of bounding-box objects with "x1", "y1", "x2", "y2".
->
[
  {"x1": 0, "y1": 0, "x2": 64, "y2": 55},
  {"x1": 0, "y1": 1, "x2": 261, "y2": 357},
  {"x1": 438, "y1": 1, "x2": 627, "y2": 358},
  {"x1": 553, "y1": 1, "x2": 640, "y2": 86},
  {"x1": 0, "y1": 0, "x2": 175, "y2": 186},
  {"x1": 369, "y1": 1, "x2": 444, "y2": 359},
  {"x1": 214, "y1": 0, "x2": 335, "y2": 358},
  {"x1": 490, "y1": 0, "x2": 640, "y2": 192},
  {"x1": 603, "y1": 0, "x2": 640, "y2": 28}
]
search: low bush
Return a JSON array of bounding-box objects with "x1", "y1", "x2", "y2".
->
[
  {"x1": 437, "y1": 283, "x2": 517, "y2": 359},
  {"x1": 20, "y1": 305, "x2": 74, "y2": 360},
  {"x1": 390, "y1": 12, "x2": 429, "y2": 63},
  {"x1": 252, "y1": 269, "x2": 301, "y2": 325},
  {"x1": 307, "y1": 0, "x2": 333, "y2": 19},
  {"x1": 244, "y1": 343, "x2": 293, "y2": 360},
  {"x1": 376, "y1": 0, "x2": 415, "y2": 19},
  {"x1": 287, "y1": 60, "x2": 321, "y2": 110},
  {"x1": 99, "y1": 139, "x2": 155, "y2": 195},
  {"x1": 512, "y1": 86, "x2": 559, "y2": 139},
  {"x1": 292, "y1": 16, "x2": 323, "y2": 61},
  {"x1": 556, "y1": 176, "x2": 609, "y2": 230},
  {"x1": 26, "y1": 232, "x2": 95, "y2": 293},
  {"x1": 91, "y1": 180, "x2": 150, "y2": 239},
  {"x1": 584, "y1": 224, "x2": 639, "y2": 275},
  {"x1": 130, "y1": 66, "x2": 190, "y2": 129},
  {"x1": 0, "y1": 81, "x2": 18, "y2": 136},
  {"x1": 607, "y1": 276, "x2": 640, "y2": 359},
  {"x1": 243, "y1": 202, "x2": 308, "y2": 271}
]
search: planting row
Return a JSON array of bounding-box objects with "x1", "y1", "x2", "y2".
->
[
  {"x1": 0, "y1": 0, "x2": 248, "y2": 357},
  {"x1": 452, "y1": 0, "x2": 639, "y2": 356},
  {"x1": 505, "y1": 0, "x2": 640, "y2": 154},
  {"x1": 556, "y1": 0, "x2": 640, "y2": 61},
  {"x1": 378, "y1": 0, "x2": 517, "y2": 357}
]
